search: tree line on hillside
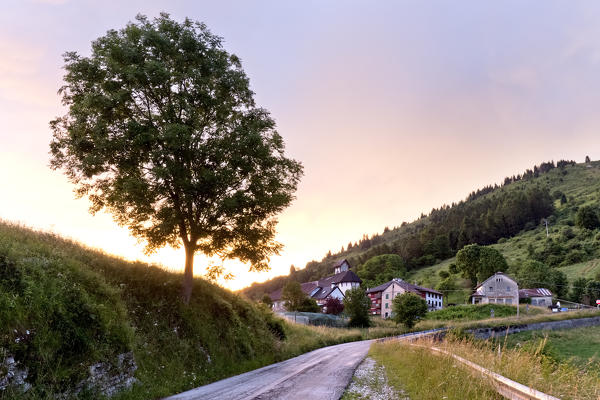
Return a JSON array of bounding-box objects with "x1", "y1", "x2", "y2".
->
[{"x1": 242, "y1": 160, "x2": 576, "y2": 300}]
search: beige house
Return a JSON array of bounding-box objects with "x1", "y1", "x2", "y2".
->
[
  {"x1": 471, "y1": 272, "x2": 519, "y2": 305},
  {"x1": 367, "y1": 278, "x2": 443, "y2": 318}
]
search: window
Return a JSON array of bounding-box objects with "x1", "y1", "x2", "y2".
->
[
  {"x1": 506, "y1": 286, "x2": 510, "y2": 291},
  {"x1": 385, "y1": 303, "x2": 389, "y2": 309},
  {"x1": 385, "y1": 294, "x2": 389, "y2": 299},
  {"x1": 489, "y1": 286, "x2": 493, "y2": 291}
]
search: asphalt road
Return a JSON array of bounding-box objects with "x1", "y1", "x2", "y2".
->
[{"x1": 164, "y1": 339, "x2": 373, "y2": 400}]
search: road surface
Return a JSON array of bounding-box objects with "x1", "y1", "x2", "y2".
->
[{"x1": 165, "y1": 339, "x2": 373, "y2": 400}]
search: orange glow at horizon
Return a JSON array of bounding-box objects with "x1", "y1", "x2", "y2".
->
[{"x1": 3, "y1": 1, "x2": 600, "y2": 291}]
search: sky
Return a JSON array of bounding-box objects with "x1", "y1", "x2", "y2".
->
[{"x1": 2, "y1": 0, "x2": 600, "y2": 290}]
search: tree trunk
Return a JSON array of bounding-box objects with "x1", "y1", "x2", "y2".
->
[{"x1": 182, "y1": 245, "x2": 195, "y2": 304}]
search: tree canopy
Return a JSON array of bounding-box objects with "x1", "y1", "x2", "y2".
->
[
  {"x1": 516, "y1": 260, "x2": 567, "y2": 298},
  {"x1": 343, "y1": 288, "x2": 371, "y2": 327},
  {"x1": 49, "y1": 14, "x2": 302, "y2": 302},
  {"x1": 455, "y1": 244, "x2": 508, "y2": 288},
  {"x1": 575, "y1": 206, "x2": 600, "y2": 230},
  {"x1": 282, "y1": 281, "x2": 305, "y2": 311},
  {"x1": 392, "y1": 292, "x2": 427, "y2": 328},
  {"x1": 356, "y1": 254, "x2": 407, "y2": 288}
]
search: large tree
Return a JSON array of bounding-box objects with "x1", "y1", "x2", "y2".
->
[
  {"x1": 282, "y1": 281, "x2": 306, "y2": 312},
  {"x1": 49, "y1": 14, "x2": 303, "y2": 302},
  {"x1": 357, "y1": 254, "x2": 407, "y2": 288},
  {"x1": 455, "y1": 244, "x2": 508, "y2": 288}
]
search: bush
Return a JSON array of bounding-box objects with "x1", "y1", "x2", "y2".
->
[
  {"x1": 575, "y1": 205, "x2": 600, "y2": 230},
  {"x1": 297, "y1": 297, "x2": 320, "y2": 313},
  {"x1": 563, "y1": 250, "x2": 585, "y2": 265},
  {"x1": 343, "y1": 288, "x2": 371, "y2": 328},
  {"x1": 392, "y1": 293, "x2": 427, "y2": 328},
  {"x1": 323, "y1": 297, "x2": 344, "y2": 315}
]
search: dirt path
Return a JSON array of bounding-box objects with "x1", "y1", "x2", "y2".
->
[{"x1": 164, "y1": 339, "x2": 373, "y2": 400}]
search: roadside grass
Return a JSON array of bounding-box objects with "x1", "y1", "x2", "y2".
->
[
  {"x1": 429, "y1": 335, "x2": 600, "y2": 400},
  {"x1": 369, "y1": 340, "x2": 502, "y2": 399},
  {"x1": 489, "y1": 325, "x2": 600, "y2": 370}
]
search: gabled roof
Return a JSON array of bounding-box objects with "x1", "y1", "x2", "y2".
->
[
  {"x1": 366, "y1": 278, "x2": 442, "y2": 296},
  {"x1": 269, "y1": 274, "x2": 354, "y2": 302},
  {"x1": 474, "y1": 272, "x2": 517, "y2": 290},
  {"x1": 366, "y1": 281, "x2": 394, "y2": 294},
  {"x1": 519, "y1": 288, "x2": 553, "y2": 298}
]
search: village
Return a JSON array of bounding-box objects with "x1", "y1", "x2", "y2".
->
[{"x1": 268, "y1": 259, "x2": 558, "y2": 323}]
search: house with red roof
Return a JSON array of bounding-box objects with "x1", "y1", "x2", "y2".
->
[
  {"x1": 366, "y1": 278, "x2": 443, "y2": 318},
  {"x1": 270, "y1": 259, "x2": 362, "y2": 312}
]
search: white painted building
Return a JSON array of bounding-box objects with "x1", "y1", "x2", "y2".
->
[{"x1": 270, "y1": 259, "x2": 362, "y2": 311}]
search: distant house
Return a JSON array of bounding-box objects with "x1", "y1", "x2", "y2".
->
[
  {"x1": 366, "y1": 278, "x2": 443, "y2": 318},
  {"x1": 519, "y1": 288, "x2": 553, "y2": 306},
  {"x1": 471, "y1": 272, "x2": 519, "y2": 305},
  {"x1": 270, "y1": 259, "x2": 362, "y2": 312}
]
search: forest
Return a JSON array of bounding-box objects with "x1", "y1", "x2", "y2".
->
[{"x1": 242, "y1": 160, "x2": 579, "y2": 300}]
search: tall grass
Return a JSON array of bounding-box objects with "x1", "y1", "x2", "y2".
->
[
  {"x1": 369, "y1": 341, "x2": 502, "y2": 399},
  {"x1": 427, "y1": 334, "x2": 600, "y2": 399},
  {"x1": 0, "y1": 221, "x2": 412, "y2": 399}
]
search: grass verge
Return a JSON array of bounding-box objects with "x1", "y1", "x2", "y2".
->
[{"x1": 369, "y1": 340, "x2": 502, "y2": 399}]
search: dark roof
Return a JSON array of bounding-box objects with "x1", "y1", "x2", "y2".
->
[
  {"x1": 331, "y1": 270, "x2": 362, "y2": 284},
  {"x1": 519, "y1": 288, "x2": 553, "y2": 298},
  {"x1": 270, "y1": 276, "x2": 350, "y2": 302},
  {"x1": 270, "y1": 287, "x2": 283, "y2": 301},
  {"x1": 366, "y1": 279, "x2": 442, "y2": 296},
  {"x1": 333, "y1": 259, "x2": 349, "y2": 268},
  {"x1": 366, "y1": 281, "x2": 394, "y2": 294}
]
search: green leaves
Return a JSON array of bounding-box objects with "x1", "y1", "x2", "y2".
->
[
  {"x1": 392, "y1": 292, "x2": 427, "y2": 328},
  {"x1": 50, "y1": 14, "x2": 302, "y2": 291},
  {"x1": 456, "y1": 244, "x2": 507, "y2": 287}
]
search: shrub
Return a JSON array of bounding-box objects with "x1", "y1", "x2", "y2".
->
[
  {"x1": 392, "y1": 292, "x2": 427, "y2": 328},
  {"x1": 343, "y1": 288, "x2": 371, "y2": 327},
  {"x1": 575, "y1": 205, "x2": 600, "y2": 230},
  {"x1": 323, "y1": 297, "x2": 344, "y2": 315}
]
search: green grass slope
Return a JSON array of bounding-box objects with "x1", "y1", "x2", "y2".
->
[{"x1": 0, "y1": 221, "x2": 303, "y2": 399}]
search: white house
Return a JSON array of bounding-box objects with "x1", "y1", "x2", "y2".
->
[
  {"x1": 270, "y1": 259, "x2": 362, "y2": 312},
  {"x1": 471, "y1": 272, "x2": 519, "y2": 305}
]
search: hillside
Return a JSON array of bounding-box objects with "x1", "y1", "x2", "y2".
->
[
  {"x1": 0, "y1": 221, "x2": 405, "y2": 399},
  {"x1": 0, "y1": 221, "x2": 291, "y2": 398},
  {"x1": 242, "y1": 159, "x2": 600, "y2": 302}
]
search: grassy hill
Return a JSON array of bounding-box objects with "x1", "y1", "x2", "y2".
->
[
  {"x1": 0, "y1": 221, "x2": 409, "y2": 399},
  {"x1": 243, "y1": 159, "x2": 600, "y2": 303}
]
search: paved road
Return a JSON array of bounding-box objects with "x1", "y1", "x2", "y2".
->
[{"x1": 165, "y1": 339, "x2": 373, "y2": 400}]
